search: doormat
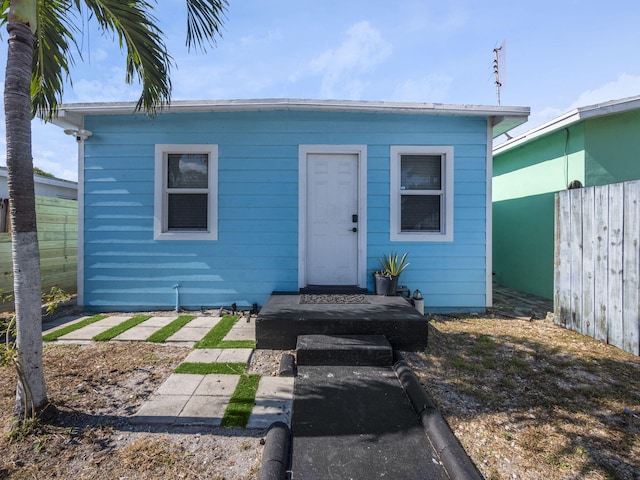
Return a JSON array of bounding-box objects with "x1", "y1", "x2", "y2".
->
[{"x1": 300, "y1": 294, "x2": 370, "y2": 304}]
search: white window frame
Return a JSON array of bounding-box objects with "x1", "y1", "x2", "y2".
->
[
  {"x1": 154, "y1": 144, "x2": 218, "y2": 241},
  {"x1": 390, "y1": 145, "x2": 454, "y2": 242}
]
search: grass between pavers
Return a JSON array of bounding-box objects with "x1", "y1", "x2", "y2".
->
[
  {"x1": 216, "y1": 340, "x2": 256, "y2": 349},
  {"x1": 194, "y1": 314, "x2": 241, "y2": 349},
  {"x1": 42, "y1": 314, "x2": 109, "y2": 342},
  {"x1": 221, "y1": 374, "x2": 261, "y2": 428},
  {"x1": 92, "y1": 314, "x2": 152, "y2": 341},
  {"x1": 146, "y1": 315, "x2": 196, "y2": 343},
  {"x1": 174, "y1": 362, "x2": 247, "y2": 375}
]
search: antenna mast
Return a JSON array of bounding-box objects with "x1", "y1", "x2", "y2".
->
[{"x1": 493, "y1": 41, "x2": 506, "y2": 105}]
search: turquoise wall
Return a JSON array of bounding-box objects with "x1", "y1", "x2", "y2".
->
[
  {"x1": 83, "y1": 109, "x2": 489, "y2": 311},
  {"x1": 585, "y1": 109, "x2": 640, "y2": 185},
  {"x1": 492, "y1": 124, "x2": 585, "y2": 299}
]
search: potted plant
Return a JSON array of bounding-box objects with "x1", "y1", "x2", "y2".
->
[{"x1": 374, "y1": 252, "x2": 409, "y2": 295}]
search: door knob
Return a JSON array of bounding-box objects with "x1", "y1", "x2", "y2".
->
[{"x1": 351, "y1": 227, "x2": 358, "y2": 232}]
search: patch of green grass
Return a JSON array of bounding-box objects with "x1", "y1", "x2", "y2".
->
[
  {"x1": 469, "y1": 334, "x2": 496, "y2": 355},
  {"x1": 221, "y1": 374, "x2": 261, "y2": 428},
  {"x1": 194, "y1": 315, "x2": 239, "y2": 349},
  {"x1": 216, "y1": 340, "x2": 256, "y2": 349},
  {"x1": 42, "y1": 314, "x2": 109, "y2": 342},
  {"x1": 146, "y1": 315, "x2": 196, "y2": 343},
  {"x1": 92, "y1": 314, "x2": 152, "y2": 341},
  {"x1": 174, "y1": 362, "x2": 247, "y2": 375}
]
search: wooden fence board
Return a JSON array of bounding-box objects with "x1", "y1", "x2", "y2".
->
[
  {"x1": 581, "y1": 187, "x2": 596, "y2": 338},
  {"x1": 623, "y1": 181, "x2": 640, "y2": 355},
  {"x1": 569, "y1": 188, "x2": 583, "y2": 333},
  {"x1": 607, "y1": 183, "x2": 625, "y2": 350},
  {"x1": 556, "y1": 181, "x2": 640, "y2": 356}
]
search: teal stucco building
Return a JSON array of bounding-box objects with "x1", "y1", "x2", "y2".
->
[{"x1": 492, "y1": 96, "x2": 640, "y2": 299}]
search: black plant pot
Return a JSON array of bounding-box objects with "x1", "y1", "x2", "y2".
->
[{"x1": 374, "y1": 273, "x2": 399, "y2": 296}]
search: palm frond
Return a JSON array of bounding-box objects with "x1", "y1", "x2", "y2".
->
[
  {"x1": 185, "y1": 0, "x2": 227, "y2": 52},
  {"x1": 82, "y1": 0, "x2": 172, "y2": 113},
  {"x1": 32, "y1": 0, "x2": 79, "y2": 120}
]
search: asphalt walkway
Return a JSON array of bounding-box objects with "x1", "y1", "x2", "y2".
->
[
  {"x1": 291, "y1": 365, "x2": 451, "y2": 480},
  {"x1": 43, "y1": 313, "x2": 293, "y2": 429}
]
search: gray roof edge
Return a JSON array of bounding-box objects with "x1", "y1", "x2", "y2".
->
[
  {"x1": 54, "y1": 98, "x2": 529, "y2": 127},
  {"x1": 494, "y1": 95, "x2": 640, "y2": 155}
]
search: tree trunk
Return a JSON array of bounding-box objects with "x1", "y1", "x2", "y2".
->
[{"x1": 4, "y1": 19, "x2": 48, "y2": 417}]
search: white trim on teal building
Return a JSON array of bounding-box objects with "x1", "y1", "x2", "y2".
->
[{"x1": 55, "y1": 99, "x2": 528, "y2": 312}]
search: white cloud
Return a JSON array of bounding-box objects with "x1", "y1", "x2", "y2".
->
[
  {"x1": 301, "y1": 21, "x2": 392, "y2": 99},
  {"x1": 70, "y1": 68, "x2": 141, "y2": 103},
  {"x1": 391, "y1": 75, "x2": 453, "y2": 103},
  {"x1": 516, "y1": 73, "x2": 640, "y2": 137}
]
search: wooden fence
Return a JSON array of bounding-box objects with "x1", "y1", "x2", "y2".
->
[
  {"x1": 555, "y1": 181, "x2": 640, "y2": 355},
  {"x1": 1, "y1": 196, "x2": 77, "y2": 311}
]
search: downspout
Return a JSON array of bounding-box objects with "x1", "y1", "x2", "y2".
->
[
  {"x1": 486, "y1": 117, "x2": 494, "y2": 309},
  {"x1": 63, "y1": 126, "x2": 92, "y2": 307}
]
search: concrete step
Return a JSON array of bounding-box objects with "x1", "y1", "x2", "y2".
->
[{"x1": 296, "y1": 334, "x2": 393, "y2": 366}]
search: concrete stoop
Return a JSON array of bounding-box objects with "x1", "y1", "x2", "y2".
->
[{"x1": 296, "y1": 334, "x2": 393, "y2": 366}]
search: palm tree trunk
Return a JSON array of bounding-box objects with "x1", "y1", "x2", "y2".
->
[{"x1": 4, "y1": 19, "x2": 48, "y2": 417}]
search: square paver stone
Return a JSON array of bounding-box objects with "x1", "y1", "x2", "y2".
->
[
  {"x1": 247, "y1": 377, "x2": 294, "y2": 428},
  {"x1": 194, "y1": 374, "x2": 240, "y2": 396},
  {"x1": 142, "y1": 316, "x2": 180, "y2": 327},
  {"x1": 132, "y1": 394, "x2": 191, "y2": 424},
  {"x1": 188, "y1": 316, "x2": 221, "y2": 328},
  {"x1": 184, "y1": 349, "x2": 224, "y2": 363},
  {"x1": 165, "y1": 327, "x2": 212, "y2": 342},
  {"x1": 177, "y1": 395, "x2": 228, "y2": 426},
  {"x1": 216, "y1": 348, "x2": 253, "y2": 364},
  {"x1": 156, "y1": 374, "x2": 205, "y2": 396},
  {"x1": 112, "y1": 326, "x2": 161, "y2": 341}
]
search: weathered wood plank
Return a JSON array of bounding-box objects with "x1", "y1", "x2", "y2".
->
[
  {"x1": 581, "y1": 187, "x2": 596, "y2": 338},
  {"x1": 569, "y1": 188, "x2": 583, "y2": 333},
  {"x1": 555, "y1": 190, "x2": 572, "y2": 328},
  {"x1": 607, "y1": 182, "x2": 625, "y2": 350},
  {"x1": 593, "y1": 185, "x2": 609, "y2": 343},
  {"x1": 623, "y1": 181, "x2": 640, "y2": 355}
]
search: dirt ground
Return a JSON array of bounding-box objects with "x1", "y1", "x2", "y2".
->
[{"x1": 1, "y1": 307, "x2": 639, "y2": 479}]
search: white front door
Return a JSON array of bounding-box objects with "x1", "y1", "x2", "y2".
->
[{"x1": 306, "y1": 153, "x2": 359, "y2": 285}]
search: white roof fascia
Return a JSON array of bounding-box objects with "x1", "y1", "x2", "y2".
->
[
  {"x1": 53, "y1": 98, "x2": 529, "y2": 137},
  {"x1": 494, "y1": 95, "x2": 640, "y2": 155}
]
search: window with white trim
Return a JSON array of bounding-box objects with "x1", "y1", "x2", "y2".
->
[
  {"x1": 390, "y1": 146, "x2": 454, "y2": 242},
  {"x1": 154, "y1": 144, "x2": 218, "y2": 240}
]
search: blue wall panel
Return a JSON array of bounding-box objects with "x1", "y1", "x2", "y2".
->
[{"x1": 81, "y1": 109, "x2": 488, "y2": 311}]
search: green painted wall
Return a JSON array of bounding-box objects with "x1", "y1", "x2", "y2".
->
[
  {"x1": 492, "y1": 124, "x2": 585, "y2": 299},
  {"x1": 493, "y1": 193, "x2": 555, "y2": 298},
  {"x1": 584, "y1": 109, "x2": 640, "y2": 185}
]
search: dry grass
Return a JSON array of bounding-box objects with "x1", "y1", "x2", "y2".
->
[
  {"x1": 0, "y1": 342, "x2": 263, "y2": 479},
  {"x1": 406, "y1": 314, "x2": 640, "y2": 480}
]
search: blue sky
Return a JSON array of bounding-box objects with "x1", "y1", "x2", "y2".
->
[{"x1": 1, "y1": 0, "x2": 640, "y2": 180}]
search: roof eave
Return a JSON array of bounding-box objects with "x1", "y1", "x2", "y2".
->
[{"x1": 52, "y1": 98, "x2": 529, "y2": 132}]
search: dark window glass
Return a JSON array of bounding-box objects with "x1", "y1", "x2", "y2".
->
[
  {"x1": 401, "y1": 155, "x2": 441, "y2": 191},
  {"x1": 168, "y1": 194, "x2": 208, "y2": 230},
  {"x1": 401, "y1": 195, "x2": 441, "y2": 232}
]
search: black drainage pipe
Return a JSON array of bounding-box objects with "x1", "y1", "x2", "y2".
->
[
  {"x1": 259, "y1": 421, "x2": 291, "y2": 480},
  {"x1": 393, "y1": 351, "x2": 484, "y2": 480}
]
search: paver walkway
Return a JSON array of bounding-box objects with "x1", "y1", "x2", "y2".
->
[{"x1": 43, "y1": 313, "x2": 293, "y2": 429}]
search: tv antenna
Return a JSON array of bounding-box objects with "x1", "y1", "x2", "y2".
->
[{"x1": 493, "y1": 40, "x2": 507, "y2": 105}]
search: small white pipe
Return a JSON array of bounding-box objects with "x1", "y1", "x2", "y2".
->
[{"x1": 172, "y1": 284, "x2": 180, "y2": 312}]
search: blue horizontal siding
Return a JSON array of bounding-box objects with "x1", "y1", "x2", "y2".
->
[{"x1": 81, "y1": 109, "x2": 489, "y2": 311}]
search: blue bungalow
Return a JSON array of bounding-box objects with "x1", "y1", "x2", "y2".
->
[{"x1": 53, "y1": 99, "x2": 529, "y2": 313}]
